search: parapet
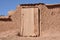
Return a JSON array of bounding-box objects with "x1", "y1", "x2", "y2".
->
[{"x1": 20, "y1": 3, "x2": 45, "y2": 6}]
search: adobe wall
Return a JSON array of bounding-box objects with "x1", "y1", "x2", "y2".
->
[
  {"x1": 0, "y1": 6, "x2": 21, "y2": 32},
  {"x1": 41, "y1": 5, "x2": 60, "y2": 37},
  {"x1": 0, "y1": 3, "x2": 60, "y2": 37},
  {"x1": 39, "y1": 4, "x2": 50, "y2": 36}
]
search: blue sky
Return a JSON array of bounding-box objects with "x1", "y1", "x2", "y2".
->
[{"x1": 0, "y1": 0, "x2": 60, "y2": 16}]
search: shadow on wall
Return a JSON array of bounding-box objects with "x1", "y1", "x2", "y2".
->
[{"x1": 0, "y1": 16, "x2": 12, "y2": 21}]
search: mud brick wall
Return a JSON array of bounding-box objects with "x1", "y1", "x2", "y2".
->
[
  {"x1": 0, "y1": 6, "x2": 21, "y2": 32},
  {"x1": 41, "y1": 5, "x2": 60, "y2": 36},
  {"x1": 0, "y1": 3, "x2": 60, "y2": 37}
]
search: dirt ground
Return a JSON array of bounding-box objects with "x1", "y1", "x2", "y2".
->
[
  {"x1": 0, "y1": 35, "x2": 60, "y2": 40},
  {"x1": 0, "y1": 29, "x2": 60, "y2": 40}
]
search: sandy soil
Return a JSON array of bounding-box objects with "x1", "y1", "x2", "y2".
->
[{"x1": 0, "y1": 35, "x2": 60, "y2": 40}]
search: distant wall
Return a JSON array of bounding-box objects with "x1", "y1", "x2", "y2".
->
[{"x1": 0, "y1": 6, "x2": 21, "y2": 32}]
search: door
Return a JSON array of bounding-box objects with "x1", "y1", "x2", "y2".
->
[{"x1": 21, "y1": 7, "x2": 39, "y2": 37}]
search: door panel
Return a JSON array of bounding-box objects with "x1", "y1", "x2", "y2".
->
[{"x1": 21, "y1": 8, "x2": 39, "y2": 37}]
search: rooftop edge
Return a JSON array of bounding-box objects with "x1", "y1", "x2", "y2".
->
[
  {"x1": 20, "y1": 3, "x2": 60, "y2": 6},
  {"x1": 20, "y1": 3, "x2": 45, "y2": 6}
]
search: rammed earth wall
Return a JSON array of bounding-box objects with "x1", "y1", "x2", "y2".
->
[{"x1": 0, "y1": 3, "x2": 60, "y2": 37}]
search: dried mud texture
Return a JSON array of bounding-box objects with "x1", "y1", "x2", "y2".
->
[
  {"x1": 1, "y1": 36, "x2": 60, "y2": 40},
  {"x1": 0, "y1": 4, "x2": 60, "y2": 40},
  {"x1": 41, "y1": 5, "x2": 60, "y2": 37}
]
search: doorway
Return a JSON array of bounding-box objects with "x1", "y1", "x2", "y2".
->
[{"x1": 21, "y1": 7, "x2": 40, "y2": 37}]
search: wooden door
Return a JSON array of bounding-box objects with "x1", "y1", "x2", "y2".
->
[{"x1": 21, "y1": 7, "x2": 39, "y2": 37}]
